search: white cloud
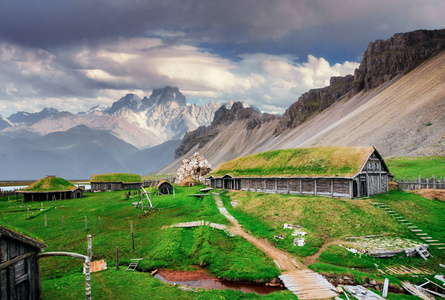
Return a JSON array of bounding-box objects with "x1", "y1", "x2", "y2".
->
[{"x1": 0, "y1": 37, "x2": 359, "y2": 115}]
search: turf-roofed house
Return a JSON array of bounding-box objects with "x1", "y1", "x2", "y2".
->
[
  {"x1": 209, "y1": 146, "x2": 392, "y2": 198},
  {"x1": 19, "y1": 176, "x2": 83, "y2": 201},
  {"x1": 90, "y1": 173, "x2": 142, "y2": 191},
  {"x1": 0, "y1": 225, "x2": 47, "y2": 299}
]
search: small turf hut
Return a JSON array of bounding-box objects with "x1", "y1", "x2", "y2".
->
[
  {"x1": 209, "y1": 146, "x2": 391, "y2": 198},
  {"x1": 157, "y1": 180, "x2": 173, "y2": 195},
  {"x1": 19, "y1": 176, "x2": 83, "y2": 201},
  {"x1": 0, "y1": 225, "x2": 47, "y2": 299},
  {"x1": 90, "y1": 173, "x2": 142, "y2": 191}
]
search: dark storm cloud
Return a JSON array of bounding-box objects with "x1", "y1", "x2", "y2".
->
[{"x1": 0, "y1": 0, "x2": 443, "y2": 115}]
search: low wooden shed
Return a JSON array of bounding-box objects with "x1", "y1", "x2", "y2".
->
[
  {"x1": 19, "y1": 176, "x2": 83, "y2": 201},
  {"x1": 90, "y1": 173, "x2": 142, "y2": 191},
  {"x1": 157, "y1": 180, "x2": 173, "y2": 195},
  {"x1": 0, "y1": 225, "x2": 47, "y2": 299},
  {"x1": 209, "y1": 146, "x2": 391, "y2": 198}
]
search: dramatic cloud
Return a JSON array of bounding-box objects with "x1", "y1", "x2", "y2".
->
[{"x1": 0, "y1": 0, "x2": 443, "y2": 115}]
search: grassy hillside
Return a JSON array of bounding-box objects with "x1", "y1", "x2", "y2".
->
[
  {"x1": 0, "y1": 186, "x2": 286, "y2": 299},
  {"x1": 221, "y1": 190, "x2": 445, "y2": 279},
  {"x1": 385, "y1": 156, "x2": 445, "y2": 178},
  {"x1": 211, "y1": 146, "x2": 373, "y2": 178}
]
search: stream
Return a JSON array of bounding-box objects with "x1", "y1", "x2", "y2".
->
[{"x1": 154, "y1": 269, "x2": 284, "y2": 295}]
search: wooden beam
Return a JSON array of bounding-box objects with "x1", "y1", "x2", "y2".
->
[
  {"x1": 36, "y1": 252, "x2": 87, "y2": 260},
  {"x1": 0, "y1": 252, "x2": 35, "y2": 271}
]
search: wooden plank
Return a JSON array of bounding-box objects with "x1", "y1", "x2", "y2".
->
[{"x1": 0, "y1": 252, "x2": 35, "y2": 271}]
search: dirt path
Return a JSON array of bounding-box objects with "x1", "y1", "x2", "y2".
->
[
  {"x1": 303, "y1": 240, "x2": 341, "y2": 266},
  {"x1": 213, "y1": 193, "x2": 338, "y2": 299},
  {"x1": 214, "y1": 193, "x2": 301, "y2": 271}
]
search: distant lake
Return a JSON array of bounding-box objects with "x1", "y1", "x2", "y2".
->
[{"x1": 0, "y1": 184, "x2": 91, "y2": 191}]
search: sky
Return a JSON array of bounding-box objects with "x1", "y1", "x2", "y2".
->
[{"x1": 0, "y1": 0, "x2": 444, "y2": 116}]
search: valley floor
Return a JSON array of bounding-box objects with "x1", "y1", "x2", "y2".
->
[{"x1": 1, "y1": 186, "x2": 443, "y2": 299}]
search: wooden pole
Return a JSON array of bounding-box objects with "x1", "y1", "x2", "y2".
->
[
  {"x1": 98, "y1": 217, "x2": 101, "y2": 231},
  {"x1": 8, "y1": 197, "x2": 11, "y2": 206},
  {"x1": 131, "y1": 221, "x2": 135, "y2": 250},
  {"x1": 44, "y1": 215, "x2": 47, "y2": 228},
  {"x1": 41, "y1": 202, "x2": 43, "y2": 210},
  {"x1": 27, "y1": 208, "x2": 30, "y2": 218},
  {"x1": 21, "y1": 197, "x2": 24, "y2": 208},
  {"x1": 85, "y1": 216, "x2": 87, "y2": 230},
  {"x1": 63, "y1": 216, "x2": 65, "y2": 229},
  {"x1": 116, "y1": 246, "x2": 119, "y2": 270},
  {"x1": 85, "y1": 234, "x2": 92, "y2": 300}
]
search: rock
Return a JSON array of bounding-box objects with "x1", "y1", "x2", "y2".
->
[
  {"x1": 370, "y1": 280, "x2": 377, "y2": 285},
  {"x1": 275, "y1": 29, "x2": 445, "y2": 134},
  {"x1": 175, "y1": 152, "x2": 212, "y2": 185}
]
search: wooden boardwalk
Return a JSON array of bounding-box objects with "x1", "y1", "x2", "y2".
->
[
  {"x1": 213, "y1": 193, "x2": 337, "y2": 299},
  {"x1": 279, "y1": 270, "x2": 338, "y2": 300}
]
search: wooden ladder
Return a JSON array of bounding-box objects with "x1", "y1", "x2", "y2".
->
[{"x1": 126, "y1": 258, "x2": 143, "y2": 271}]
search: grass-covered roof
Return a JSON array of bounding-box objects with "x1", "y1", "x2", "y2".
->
[
  {"x1": 90, "y1": 173, "x2": 142, "y2": 183},
  {"x1": 22, "y1": 176, "x2": 78, "y2": 192},
  {"x1": 211, "y1": 146, "x2": 375, "y2": 178}
]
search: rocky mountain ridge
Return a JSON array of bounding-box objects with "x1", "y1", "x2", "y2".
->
[
  {"x1": 275, "y1": 29, "x2": 445, "y2": 134},
  {"x1": 174, "y1": 102, "x2": 279, "y2": 158},
  {"x1": 1, "y1": 86, "x2": 221, "y2": 149},
  {"x1": 158, "y1": 29, "x2": 445, "y2": 174}
]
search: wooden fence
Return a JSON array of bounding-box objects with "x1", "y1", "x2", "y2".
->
[{"x1": 397, "y1": 176, "x2": 445, "y2": 191}]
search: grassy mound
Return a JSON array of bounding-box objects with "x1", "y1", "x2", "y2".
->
[
  {"x1": 91, "y1": 173, "x2": 142, "y2": 183},
  {"x1": 211, "y1": 146, "x2": 374, "y2": 178},
  {"x1": 22, "y1": 176, "x2": 77, "y2": 192}
]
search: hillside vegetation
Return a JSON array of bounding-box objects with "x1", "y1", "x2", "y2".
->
[
  {"x1": 0, "y1": 186, "x2": 289, "y2": 299},
  {"x1": 385, "y1": 156, "x2": 445, "y2": 178}
]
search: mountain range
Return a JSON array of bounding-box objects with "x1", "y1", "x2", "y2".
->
[
  {"x1": 1, "y1": 29, "x2": 444, "y2": 180},
  {"x1": 158, "y1": 29, "x2": 445, "y2": 174}
]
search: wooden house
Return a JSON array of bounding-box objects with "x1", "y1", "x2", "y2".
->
[
  {"x1": 0, "y1": 225, "x2": 47, "y2": 299},
  {"x1": 19, "y1": 176, "x2": 83, "y2": 202},
  {"x1": 90, "y1": 173, "x2": 142, "y2": 191},
  {"x1": 157, "y1": 180, "x2": 173, "y2": 195},
  {"x1": 209, "y1": 146, "x2": 391, "y2": 198}
]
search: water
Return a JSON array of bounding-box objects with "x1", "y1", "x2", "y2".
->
[
  {"x1": 0, "y1": 184, "x2": 91, "y2": 191},
  {"x1": 154, "y1": 270, "x2": 283, "y2": 295}
]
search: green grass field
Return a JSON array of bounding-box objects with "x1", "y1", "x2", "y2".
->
[
  {"x1": 385, "y1": 156, "x2": 445, "y2": 179},
  {"x1": 0, "y1": 185, "x2": 285, "y2": 299},
  {"x1": 221, "y1": 189, "x2": 445, "y2": 288}
]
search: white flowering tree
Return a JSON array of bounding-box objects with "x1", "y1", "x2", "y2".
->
[{"x1": 175, "y1": 153, "x2": 212, "y2": 185}]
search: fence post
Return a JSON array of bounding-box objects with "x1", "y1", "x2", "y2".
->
[
  {"x1": 27, "y1": 208, "x2": 30, "y2": 218},
  {"x1": 85, "y1": 234, "x2": 92, "y2": 300},
  {"x1": 63, "y1": 216, "x2": 65, "y2": 229},
  {"x1": 131, "y1": 221, "x2": 135, "y2": 250},
  {"x1": 44, "y1": 215, "x2": 47, "y2": 228}
]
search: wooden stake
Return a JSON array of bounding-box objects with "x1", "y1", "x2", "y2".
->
[
  {"x1": 27, "y1": 208, "x2": 30, "y2": 218},
  {"x1": 8, "y1": 197, "x2": 11, "y2": 206},
  {"x1": 116, "y1": 246, "x2": 119, "y2": 270},
  {"x1": 44, "y1": 214, "x2": 47, "y2": 228},
  {"x1": 85, "y1": 234, "x2": 92, "y2": 300},
  {"x1": 98, "y1": 217, "x2": 101, "y2": 231},
  {"x1": 41, "y1": 202, "x2": 43, "y2": 210},
  {"x1": 62, "y1": 216, "x2": 65, "y2": 229},
  {"x1": 131, "y1": 221, "x2": 135, "y2": 250},
  {"x1": 21, "y1": 197, "x2": 24, "y2": 208}
]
